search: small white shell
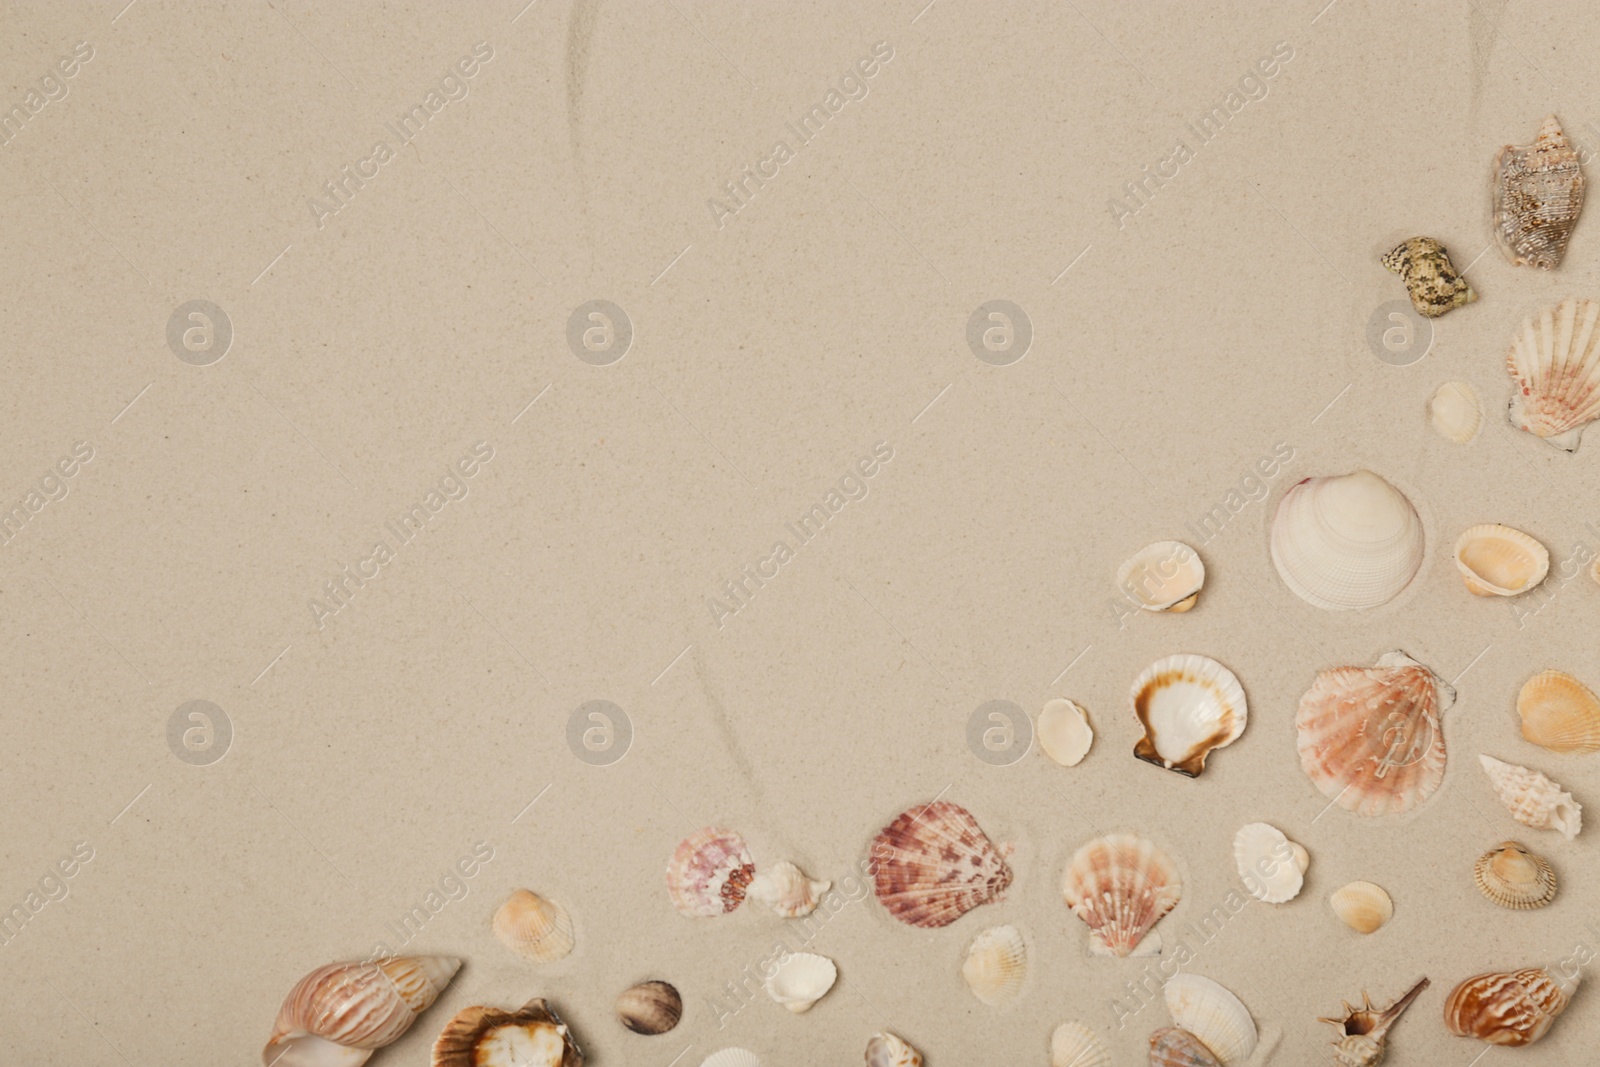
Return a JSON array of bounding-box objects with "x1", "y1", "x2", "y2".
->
[
  {"x1": 1131, "y1": 653, "x2": 1248, "y2": 777},
  {"x1": 764, "y1": 952, "x2": 836, "y2": 1013},
  {"x1": 1233, "y1": 823, "x2": 1307, "y2": 904},
  {"x1": 1480, "y1": 754, "x2": 1582, "y2": 838},
  {"x1": 865, "y1": 1031, "x2": 922, "y2": 1067},
  {"x1": 1269, "y1": 470, "x2": 1424, "y2": 611},
  {"x1": 746, "y1": 861, "x2": 830, "y2": 919},
  {"x1": 1049, "y1": 1021, "x2": 1110, "y2": 1067},
  {"x1": 1163, "y1": 973, "x2": 1258, "y2": 1065},
  {"x1": 1429, "y1": 381, "x2": 1482, "y2": 443},
  {"x1": 700, "y1": 1050, "x2": 759, "y2": 1067},
  {"x1": 492, "y1": 890, "x2": 575, "y2": 963},
  {"x1": 960, "y1": 924, "x2": 1027, "y2": 1006},
  {"x1": 1454, "y1": 524, "x2": 1549, "y2": 596},
  {"x1": 1117, "y1": 540, "x2": 1205, "y2": 612},
  {"x1": 1330, "y1": 880, "x2": 1393, "y2": 933},
  {"x1": 1038, "y1": 698, "x2": 1094, "y2": 767}
]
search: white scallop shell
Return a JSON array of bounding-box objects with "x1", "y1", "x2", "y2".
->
[
  {"x1": 1454, "y1": 524, "x2": 1549, "y2": 596},
  {"x1": 1131, "y1": 654, "x2": 1248, "y2": 777},
  {"x1": 1505, "y1": 297, "x2": 1600, "y2": 450},
  {"x1": 865, "y1": 1031, "x2": 922, "y2": 1067},
  {"x1": 747, "y1": 860, "x2": 830, "y2": 919},
  {"x1": 764, "y1": 952, "x2": 836, "y2": 1013},
  {"x1": 1269, "y1": 470, "x2": 1424, "y2": 610},
  {"x1": 1164, "y1": 973, "x2": 1258, "y2": 1065},
  {"x1": 1116, "y1": 540, "x2": 1205, "y2": 612},
  {"x1": 1038, "y1": 698, "x2": 1094, "y2": 767},
  {"x1": 960, "y1": 924, "x2": 1027, "y2": 1006},
  {"x1": 1233, "y1": 823, "x2": 1307, "y2": 904},
  {"x1": 700, "y1": 1050, "x2": 759, "y2": 1067},
  {"x1": 1429, "y1": 381, "x2": 1482, "y2": 443},
  {"x1": 1480, "y1": 754, "x2": 1583, "y2": 839},
  {"x1": 1330, "y1": 880, "x2": 1393, "y2": 933},
  {"x1": 1049, "y1": 1021, "x2": 1111, "y2": 1067}
]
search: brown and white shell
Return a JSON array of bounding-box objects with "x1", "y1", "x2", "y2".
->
[
  {"x1": 1131, "y1": 654, "x2": 1248, "y2": 777},
  {"x1": 1319, "y1": 977, "x2": 1429, "y2": 1067},
  {"x1": 1518, "y1": 669, "x2": 1600, "y2": 753},
  {"x1": 432, "y1": 998, "x2": 583, "y2": 1067},
  {"x1": 869, "y1": 800, "x2": 1013, "y2": 928},
  {"x1": 865, "y1": 1031, "x2": 923, "y2": 1067},
  {"x1": 1149, "y1": 1027, "x2": 1222, "y2": 1066},
  {"x1": 1474, "y1": 842, "x2": 1557, "y2": 910},
  {"x1": 1479, "y1": 755, "x2": 1582, "y2": 839},
  {"x1": 1296, "y1": 651, "x2": 1453, "y2": 817},
  {"x1": 1505, "y1": 298, "x2": 1600, "y2": 451},
  {"x1": 666, "y1": 827, "x2": 755, "y2": 917},
  {"x1": 1382, "y1": 237, "x2": 1477, "y2": 317},
  {"x1": 615, "y1": 981, "x2": 682, "y2": 1035},
  {"x1": 263, "y1": 956, "x2": 461, "y2": 1067},
  {"x1": 1061, "y1": 833, "x2": 1181, "y2": 957},
  {"x1": 1443, "y1": 968, "x2": 1578, "y2": 1046},
  {"x1": 1493, "y1": 115, "x2": 1585, "y2": 270}
]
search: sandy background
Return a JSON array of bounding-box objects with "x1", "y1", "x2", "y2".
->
[{"x1": 2, "y1": 0, "x2": 1599, "y2": 1063}]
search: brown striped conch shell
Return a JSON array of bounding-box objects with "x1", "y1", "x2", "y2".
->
[
  {"x1": 1061, "y1": 833, "x2": 1181, "y2": 957},
  {"x1": 263, "y1": 956, "x2": 460, "y2": 1067},
  {"x1": 1505, "y1": 298, "x2": 1600, "y2": 450},
  {"x1": 666, "y1": 827, "x2": 755, "y2": 917},
  {"x1": 869, "y1": 800, "x2": 1013, "y2": 928},
  {"x1": 1318, "y1": 977, "x2": 1429, "y2": 1066},
  {"x1": 1444, "y1": 967, "x2": 1578, "y2": 1046},
  {"x1": 432, "y1": 998, "x2": 583, "y2": 1067},
  {"x1": 1493, "y1": 115, "x2": 1585, "y2": 270}
]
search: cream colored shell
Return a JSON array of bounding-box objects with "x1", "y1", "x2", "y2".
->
[
  {"x1": 1049, "y1": 1021, "x2": 1111, "y2": 1067},
  {"x1": 1038, "y1": 698, "x2": 1094, "y2": 767},
  {"x1": 960, "y1": 924, "x2": 1026, "y2": 1006},
  {"x1": 492, "y1": 890, "x2": 575, "y2": 963},
  {"x1": 1454, "y1": 524, "x2": 1549, "y2": 596},
  {"x1": 764, "y1": 952, "x2": 836, "y2": 1013},
  {"x1": 1117, "y1": 540, "x2": 1205, "y2": 612},
  {"x1": 1163, "y1": 973, "x2": 1258, "y2": 1064},
  {"x1": 1429, "y1": 381, "x2": 1482, "y2": 443},
  {"x1": 1474, "y1": 841, "x2": 1557, "y2": 910},
  {"x1": 1330, "y1": 881, "x2": 1392, "y2": 934},
  {"x1": 1518, "y1": 670, "x2": 1600, "y2": 753}
]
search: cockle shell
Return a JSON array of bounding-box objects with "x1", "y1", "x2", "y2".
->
[
  {"x1": 747, "y1": 860, "x2": 830, "y2": 919},
  {"x1": 1148, "y1": 1027, "x2": 1222, "y2": 1067},
  {"x1": 492, "y1": 890, "x2": 575, "y2": 962},
  {"x1": 1038, "y1": 698, "x2": 1094, "y2": 767},
  {"x1": 1061, "y1": 833, "x2": 1181, "y2": 957},
  {"x1": 1494, "y1": 115, "x2": 1585, "y2": 270},
  {"x1": 1270, "y1": 470, "x2": 1425, "y2": 611},
  {"x1": 865, "y1": 1031, "x2": 922, "y2": 1067},
  {"x1": 1518, "y1": 669, "x2": 1600, "y2": 753},
  {"x1": 1382, "y1": 236, "x2": 1477, "y2": 318},
  {"x1": 432, "y1": 999, "x2": 583, "y2": 1067},
  {"x1": 1050, "y1": 1021, "x2": 1111, "y2": 1067},
  {"x1": 1474, "y1": 841, "x2": 1557, "y2": 910},
  {"x1": 1444, "y1": 968, "x2": 1578, "y2": 1046},
  {"x1": 1117, "y1": 540, "x2": 1205, "y2": 612},
  {"x1": 1505, "y1": 297, "x2": 1600, "y2": 450},
  {"x1": 1296, "y1": 651, "x2": 1452, "y2": 817},
  {"x1": 1454, "y1": 524, "x2": 1549, "y2": 596},
  {"x1": 1319, "y1": 977, "x2": 1429, "y2": 1067},
  {"x1": 263, "y1": 956, "x2": 461, "y2": 1067},
  {"x1": 960, "y1": 924, "x2": 1026, "y2": 1006},
  {"x1": 699, "y1": 1050, "x2": 759, "y2": 1067},
  {"x1": 764, "y1": 951, "x2": 836, "y2": 1013},
  {"x1": 869, "y1": 800, "x2": 1013, "y2": 928},
  {"x1": 1330, "y1": 881, "x2": 1393, "y2": 934},
  {"x1": 666, "y1": 827, "x2": 754, "y2": 917},
  {"x1": 615, "y1": 980, "x2": 681, "y2": 1035},
  {"x1": 1429, "y1": 381, "x2": 1483, "y2": 443},
  {"x1": 1479, "y1": 755, "x2": 1582, "y2": 838},
  {"x1": 1131, "y1": 654, "x2": 1247, "y2": 777},
  {"x1": 1233, "y1": 822, "x2": 1308, "y2": 904},
  {"x1": 1163, "y1": 974, "x2": 1258, "y2": 1065}
]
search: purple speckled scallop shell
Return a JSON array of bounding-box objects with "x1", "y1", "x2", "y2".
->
[{"x1": 666, "y1": 827, "x2": 755, "y2": 917}]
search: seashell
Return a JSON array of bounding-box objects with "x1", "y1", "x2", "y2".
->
[
  {"x1": 1270, "y1": 470, "x2": 1424, "y2": 611},
  {"x1": 666, "y1": 827, "x2": 754, "y2": 917},
  {"x1": 1381, "y1": 236, "x2": 1477, "y2": 318},
  {"x1": 1131, "y1": 654, "x2": 1247, "y2": 777},
  {"x1": 1232, "y1": 822, "x2": 1307, "y2": 904},
  {"x1": 1050, "y1": 1021, "x2": 1111, "y2": 1067},
  {"x1": 263, "y1": 956, "x2": 461, "y2": 1067},
  {"x1": 1330, "y1": 881, "x2": 1392, "y2": 934},
  {"x1": 1444, "y1": 967, "x2": 1578, "y2": 1046},
  {"x1": 1038, "y1": 698, "x2": 1094, "y2": 767},
  {"x1": 1163, "y1": 973, "x2": 1258, "y2": 1065},
  {"x1": 1517, "y1": 669, "x2": 1600, "y2": 753},
  {"x1": 1318, "y1": 977, "x2": 1429, "y2": 1067},
  {"x1": 1474, "y1": 841, "x2": 1557, "y2": 910},
  {"x1": 763, "y1": 951, "x2": 836, "y2": 1013},
  {"x1": 746, "y1": 860, "x2": 830, "y2": 919},
  {"x1": 1148, "y1": 1027, "x2": 1222, "y2": 1067},
  {"x1": 960, "y1": 924, "x2": 1026, "y2": 1006},
  {"x1": 1479, "y1": 754, "x2": 1582, "y2": 838},
  {"x1": 1454, "y1": 524, "x2": 1549, "y2": 597},
  {"x1": 1061, "y1": 833, "x2": 1181, "y2": 958},
  {"x1": 869, "y1": 800, "x2": 1013, "y2": 928},
  {"x1": 1429, "y1": 381, "x2": 1482, "y2": 443},
  {"x1": 699, "y1": 1050, "x2": 759, "y2": 1067},
  {"x1": 615, "y1": 980, "x2": 681, "y2": 1035},
  {"x1": 432, "y1": 998, "x2": 583, "y2": 1067},
  {"x1": 1505, "y1": 297, "x2": 1600, "y2": 450},
  {"x1": 1296, "y1": 650, "x2": 1452, "y2": 817},
  {"x1": 492, "y1": 890, "x2": 575, "y2": 963},
  {"x1": 1493, "y1": 115, "x2": 1585, "y2": 270},
  {"x1": 1117, "y1": 540, "x2": 1205, "y2": 612},
  {"x1": 865, "y1": 1031, "x2": 922, "y2": 1067}
]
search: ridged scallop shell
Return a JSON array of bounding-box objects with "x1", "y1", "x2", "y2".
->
[
  {"x1": 764, "y1": 952, "x2": 836, "y2": 1013},
  {"x1": 1050, "y1": 1021, "x2": 1111, "y2": 1067},
  {"x1": 1149, "y1": 1027, "x2": 1222, "y2": 1067},
  {"x1": 1474, "y1": 841, "x2": 1557, "y2": 910},
  {"x1": 1494, "y1": 115, "x2": 1585, "y2": 270},
  {"x1": 1479, "y1": 755, "x2": 1582, "y2": 838},
  {"x1": 1330, "y1": 881, "x2": 1392, "y2": 934},
  {"x1": 615, "y1": 980, "x2": 681, "y2": 1035},
  {"x1": 432, "y1": 998, "x2": 582, "y2": 1067},
  {"x1": 1233, "y1": 822, "x2": 1307, "y2": 904},
  {"x1": 960, "y1": 924, "x2": 1026, "y2": 1006},
  {"x1": 1270, "y1": 471, "x2": 1424, "y2": 610},
  {"x1": 1039, "y1": 698, "x2": 1094, "y2": 767},
  {"x1": 1163, "y1": 974, "x2": 1258, "y2": 1065},
  {"x1": 1131, "y1": 654, "x2": 1247, "y2": 777},
  {"x1": 492, "y1": 890, "x2": 574, "y2": 962},
  {"x1": 1382, "y1": 236, "x2": 1477, "y2": 317},
  {"x1": 666, "y1": 827, "x2": 754, "y2": 917},
  {"x1": 1444, "y1": 968, "x2": 1578, "y2": 1046},
  {"x1": 865, "y1": 1031, "x2": 922, "y2": 1067},
  {"x1": 1454, "y1": 524, "x2": 1549, "y2": 596},
  {"x1": 1505, "y1": 297, "x2": 1600, "y2": 450},
  {"x1": 1518, "y1": 669, "x2": 1600, "y2": 753},
  {"x1": 1061, "y1": 833, "x2": 1181, "y2": 958},
  {"x1": 699, "y1": 1050, "x2": 759, "y2": 1067},
  {"x1": 263, "y1": 956, "x2": 460, "y2": 1067},
  {"x1": 747, "y1": 860, "x2": 830, "y2": 919},
  {"x1": 1117, "y1": 540, "x2": 1205, "y2": 612},
  {"x1": 1318, "y1": 977, "x2": 1430, "y2": 1067},
  {"x1": 1296, "y1": 651, "x2": 1452, "y2": 817},
  {"x1": 1429, "y1": 381, "x2": 1482, "y2": 443},
  {"x1": 869, "y1": 800, "x2": 1013, "y2": 928}
]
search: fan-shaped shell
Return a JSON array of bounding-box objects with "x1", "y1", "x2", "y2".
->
[
  {"x1": 960, "y1": 924, "x2": 1026, "y2": 1006},
  {"x1": 1163, "y1": 974, "x2": 1257, "y2": 1065},
  {"x1": 1296, "y1": 651, "x2": 1452, "y2": 817},
  {"x1": 1117, "y1": 540, "x2": 1205, "y2": 612},
  {"x1": 1039, "y1": 698, "x2": 1094, "y2": 767},
  {"x1": 432, "y1": 998, "x2": 582, "y2": 1067},
  {"x1": 1270, "y1": 470, "x2": 1424, "y2": 610},
  {"x1": 1506, "y1": 297, "x2": 1600, "y2": 450},
  {"x1": 1518, "y1": 669, "x2": 1600, "y2": 753},
  {"x1": 865, "y1": 1032, "x2": 922, "y2": 1067},
  {"x1": 869, "y1": 800, "x2": 1013, "y2": 928},
  {"x1": 666, "y1": 828, "x2": 754, "y2": 917},
  {"x1": 1050, "y1": 1021, "x2": 1111, "y2": 1067},
  {"x1": 615, "y1": 981, "x2": 681, "y2": 1035},
  {"x1": 1330, "y1": 881, "x2": 1392, "y2": 934},
  {"x1": 1131, "y1": 654, "x2": 1247, "y2": 777},
  {"x1": 764, "y1": 952, "x2": 836, "y2": 1013},
  {"x1": 1454, "y1": 524, "x2": 1549, "y2": 596},
  {"x1": 1429, "y1": 381, "x2": 1482, "y2": 443},
  {"x1": 1149, "y1": 1027, "x2": 1223, "y2": 1067},
  {"x1": 492, "y1": 890, "x2": 574, "y2": 963},
  {"x1": 1494, "y1": 115, "x2": 1585, "y2": 270},
  {"x1": 1474, "y1": 841, "x2": 1557, "y2": 910},
  {"x1": 263, "y1": 956, "x2": 460, "y2": 1067},
  {"x1": 747, "y1": 861, "x2": 830, "y2": 919},
  {"x1": 1233, "y1": 823, "x2": 1307, "y2": 904},
  {"x1": 699, "y1": 1050, "x2": 759, "y2": 1067},
  {"x1": 1444, "y1": 968, "x2": 1578, "y2": 1046},
  {"x1": 1061, "y1": 833, "x2": 1181, "y2": 957},
  {"x1": 1479, "y1": 755, "x2": 1582, "y2": 838}
]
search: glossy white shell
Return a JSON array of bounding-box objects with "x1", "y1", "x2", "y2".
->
[
  {"x1": 1233, "y1": 822, "x2": 1307, "y2": 904},
  {"x1": 1270, "y1": 470, "x2": 1424, "y2": 610},
  {"x1": 1038, "y1": 698, "x2": 1094, "y2": 767},
  {"x1": 1164, "y1": 973, "x2": 1258, "y2": 1065},
  {"x1": 764, "y1": 952, "x2": 837, "y2": 1013}
]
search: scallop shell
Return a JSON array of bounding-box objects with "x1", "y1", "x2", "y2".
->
[
  {"x1": 747, "y1": 860, "x2": 830, "y2": 919},
  {"x1": 432, "y1": 998, "x2": 583, "y2": 1067},
  {"x1": 1381, "y1": 236, "x2": 1477, "y2": 317},
  {"x1": 1494, "y1": 115, "x2": 1585, "y2": 270},
  {"x1": 1479, "y1": 755, "x2": 1582, "y2": 838},
  {"x1": 699, "y1": 1050, "x2": 759, "y2": 1067},
  {"x1": 1131, "y1": 654, "x2": 1247, "y2": 777},
  {"x1": 1295, "y1": 650, "x2": 1453, "y2": 817},
  {"x1": 666, "y1": 827, "x2": 754, "y2": 917},
  {"x1": 865, "y1": 1031, "x2": 922, "y2": 1067},
  {"x1": 1233, "y1": 822, "x2": 1307, "y2": 904},
  {"x1": 263, "y1": 956, "x2": 461, "y2": 1067},
  {"x1": 1148, "y1": 1027, "x2": 1223, "y2": 1067},
  {"x1": 1429, "y1": 381, "x2": 1482, "y2": 443},
  {"x1": 1474, "y1": 841, "x2": 1557, "y2": 910},
  {"x1": 869, "y1": 800, "x2": 1013, "y2": 928},
  {"x1": 764, "y1": 952, "x2": 836, "y2": 1013},
  {"x1": 1050, "y1": 1021, "x2": 1111, "y2": 1067},
  {"x1": 1117, "y1": 540, "x2": 1205, "y2": 612},
  {"x1": 1039, "y1": 698, "x2": 1094, "y2": 767},
  {"x1": 1270, "y1": 470, "x2": 1425, "y2": 611},
  {"x1": 615, "y1": 980, "x2": 682, "y2": 1035},
  {"x1": 1163, "y1": 973, "x2": 1258, "y2": 1065},
  {"x1": 492, "y1": 890, "x2": 575, "y2": 963},
  {"x1": 1454, "y1": 524, "x2": 1549, "y2": 596},
  {"x1": 1518, "y1": 669, "x2": 1600, "y2": 753},
  {"x1": 1061, "y1": 833, "x2": 1181, "y2": 958},
  {"x1": 1318, "y1": 977, "x2": 1430, "y2": 1067},
  {"x1": 1505, "y1": 297, "x2": 1600, "y2": 450},
  {"x1": 1330, "y1": 881, "x2": 1393, "y2": 934},
  {"x1": 960, "y1": 924, "x2": 1026, "y2": 1006},
  {"x1": 1444, "y1": 968, "x2": 1578, "y2": 1046}
]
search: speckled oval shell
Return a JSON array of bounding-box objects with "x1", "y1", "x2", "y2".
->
[
  {"x1": 1382, "y1": 237, "x2": 1477, "y2": 317},
  {"x1": 1494, "y1": 115, "x2": 1585, "y2": 270},
  {"x1": 666, "y1": 828, "x2": 755, "y2": 917},
  {"x1": 869, "y1": 800, "x2": 1012, "y2": 928},
  {"x1": 1443, "y1": 969, "x2": 1575, "y2": 1046}
]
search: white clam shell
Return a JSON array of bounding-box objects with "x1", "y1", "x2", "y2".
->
[
  {"x1": 960, "y1": 924, "x2": 1027, "y2": 1006},
  {"x1": 1480, "y1": 754, "x2": 1582, "y2": 839},
  {"x1": 764, "y1": 952, "x2": 836, "y2": 1013},
  {"x1": 746, "y1": 861, "x2": 830, "y2": 919},
  {"x1": 1269, "y1": 470, "x2": 1424, "y2": 610},
  {"x1": 1429, "y1": 381, "x2": 1482, "y2": 443},
  {"x1": 1505, "y1": 297, "x2": 1600, "y2": 450},
  {"x1": 1454, "y1": 524, "x2": 1549, "y2": 596},
  {"x1": 1038, "y1": 698, "x2": 1094, "y2": 767},
  {"x1": 865, "y1": 1031, "x2": 922, "y2": 1067},
  {"x1": 700, "y1": 1050, "x2": 760, "y2": 1067},
  {"x1": 1233, "y1": 822, "x2": 1307, "y2": 904},
  {"x1": 1116, "y1": 540, "x2": 1205, "y2": 612},
  {"x1": 1131, "y1": 654, "x2": 1248, "y2": 777},
  {"x1": 1049, "y1": 1021, "x2": 1110, "y2": 1067},
  {"x1": 1330, "y1": 880, "x2": 1393, "y2": 933},
  {"x1": 1163, "y1": 973, "x2": 1258, "y2": 1065},
  {"x1": 263, "y1": 956, "x2": 461, "y2": 1067}
]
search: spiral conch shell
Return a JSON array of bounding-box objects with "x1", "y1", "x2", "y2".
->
[
  {"x1": 1061, "y1": 833, "x2": 1181, "y2": 957},
  {"x1": 747, "y1": 860, "x2": 830, "y2": 919},
  {"x1": 492, "y1": 890, "x2": 574, "y2": 962},
  {"x1": 1479, "y1": 754, "x2": 1582, "y2": 839},
  {"x1": 432, "y1": 998, "x2": 583, "y2": 1067},
  {"x1": 1493, "y1": 115, "x2": 1585, "y2": 270},
  {"x1": 1319, "y1": 977, "x2": 1429, "y2": 1066},
  {"x1": 1505, "y1": 297, "x2": 1600, "y2": 450},
  {"x1": 1518, "y1": 669, "x2": 1600, "y2": 753},
  {"x1": 263, "y1": 956, "x2": 461, "y2": 1067},
  {"x1": 1382, "y1": 236, "x2": 1477, "y2": 318},
  {"x1": 1444, "y1": 967, "x2": 1578, "y2": 1046}
]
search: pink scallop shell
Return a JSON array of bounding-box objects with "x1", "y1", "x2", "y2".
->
[{"x1": 666, "y1": 827, "x2": 755, "y2": 917}]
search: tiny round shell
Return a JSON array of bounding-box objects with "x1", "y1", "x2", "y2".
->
[
  {"x1": 1038, "y1": 698, "x2": 1094, "y2": 767},
  {"x1": 616, "y1": 980, "x2": 682, "y2": 1035},
  {"x1": 864, "y1": 1031, "x2": 922, "y2": 1067},
  {"x1": 1330, "y1": 881, "x2": 1393, "y2": 933},
  {"x1": 1429, "y1": 381, "x2": 1482, "y2": 443},
  {"x1": 1116, "y1": 540, "x2": 1205, "y2": 612},
  {"x1": 960, "y1": 924, "x2": 1027, "y2": 1006},
  {"x1": 1474, "y1": 842, "x2": 1557, "y2": 910},
  {"x1": 493, "y1": 890, "x2": 575, "y2": 963},
  {"x1": 1049, "y1": 1021, "x2": 1110, "y2": 1067},
  {"x1": 1454, "y1": 524, "x2": 1549, "y2": 597},
  {"x1": 1518, "y1": 670, "x2": 1600, "y2": 754}
]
